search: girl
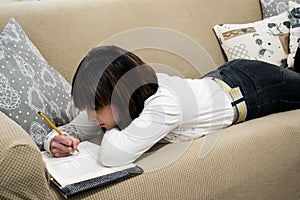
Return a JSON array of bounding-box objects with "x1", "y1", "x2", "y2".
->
[{"x1": 44, "y1": 45, "x2": 300, "y2": 166}]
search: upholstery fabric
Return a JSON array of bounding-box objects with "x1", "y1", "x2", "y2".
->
[
  {"x1": 1, "y1": 109, "x2": 300, "y2": 200},
  {"x1": 0, "y1": 112, "x2": 61, "y2": 200},
  {"x1": 0, "y1": 0, "x2": 263, "y2": 79}
]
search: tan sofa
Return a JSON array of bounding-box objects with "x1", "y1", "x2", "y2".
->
[{"x1": 0, "y1": 0, "x2": 300, "y2": 199}]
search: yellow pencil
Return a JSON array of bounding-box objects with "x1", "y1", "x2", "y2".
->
[{"x1": 38, "y1": 111, "x2": 79, "y2": 152}]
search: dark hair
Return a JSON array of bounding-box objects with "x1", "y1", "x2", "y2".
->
[{"x1": 71, "y1": 45, "x2": 158, "y2": 129}]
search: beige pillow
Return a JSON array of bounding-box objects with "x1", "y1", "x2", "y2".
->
[
  {"x1": 213, "y1": 12, "x2": 290, "y2": 67},
  {"x1": 287, "y1": 1, "x2": 300, "y2": 68}
]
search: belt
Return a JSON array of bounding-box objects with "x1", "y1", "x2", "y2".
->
[{"x1": 213, "y1": 78, "x2": 247, "y2": 123}]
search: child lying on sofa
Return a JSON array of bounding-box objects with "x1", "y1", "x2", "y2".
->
[{"x1": 44, "y1": 45, "x2": 300, "y2": 167}]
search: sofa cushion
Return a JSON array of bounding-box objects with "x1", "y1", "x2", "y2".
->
[
  {"x1": 260, "y1": 0, "x2": 300, "y2": 19},
  {"x1": 213, "y1": 12, "x2": 290, "y2": 67},
  {"x1": 0, "y1": 18, "x2": 79, "y2": 150},
  {"x1": 0, "y1": 111, "x2": 61, "y2": 200},
  {"x1": 287, "y1": 1, "x2": 300, "y2": 68}
]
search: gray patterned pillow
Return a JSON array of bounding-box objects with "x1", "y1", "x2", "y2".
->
[
  {"x1": 287, "y1": 1, "x2": 300, "y2": 68},
  {"x1": 0, "y1": 18, "x2": 79, "y2": 150},
  {"x1": 260, "y1": 0, "x2": 300, "y2": 18}
]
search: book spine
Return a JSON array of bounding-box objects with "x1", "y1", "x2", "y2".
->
[{"x1": 52, "y1": 166, "x2": 143, "y2": 198}]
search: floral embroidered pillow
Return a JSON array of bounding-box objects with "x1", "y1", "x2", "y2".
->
[
  {"x1": 287, "y1": 1, "x2": 300, "y2": 68},
  {"x1": 260, "y1": 0, "x2": 300, "y2": 19},
  {"x1": 213, "y1": 12, "x2": 290, "y2": 67},
  {"x1": 0, "y1": 18, "x2": 79, "y2": 150}
]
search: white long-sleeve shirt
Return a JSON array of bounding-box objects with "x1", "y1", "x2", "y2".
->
[{"x1": 45, "y1": 73, "x2": 235, "y2": 166}]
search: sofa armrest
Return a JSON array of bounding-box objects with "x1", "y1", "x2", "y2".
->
[{"x1": 0, "y1": 112, "x2": 60, "y2": 200}]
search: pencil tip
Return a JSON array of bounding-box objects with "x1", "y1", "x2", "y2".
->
[{"x1": 38, "y1": 111, "x2": 41, "y2": 114}]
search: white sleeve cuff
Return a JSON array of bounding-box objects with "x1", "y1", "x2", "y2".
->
[{"x1": 43, "y1": 130, "x2": 69, "y2": 155}]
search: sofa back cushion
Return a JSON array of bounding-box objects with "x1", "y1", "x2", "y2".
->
[{"x1": 0, "y1": 0, "x2": 262, "y2": 79}]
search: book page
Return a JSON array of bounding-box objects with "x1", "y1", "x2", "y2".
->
[{"x1": 41, "y1": 141, "x2": 135, "y2": 187}]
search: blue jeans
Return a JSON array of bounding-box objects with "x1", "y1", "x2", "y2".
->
[{"x1": 203, "y1": 59, "x2": 300, "y2": 120}]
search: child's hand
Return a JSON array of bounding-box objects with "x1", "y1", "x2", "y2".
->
[{"x1": 50, "y1": 134, "x2": 80, "y2": 157}]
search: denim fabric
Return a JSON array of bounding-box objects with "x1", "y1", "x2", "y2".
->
[
  {"x1": 294, "y1": 47, "x2": 300, "y2": 73},
  {"x1": 203, "y1": 59, "x2": 300, "y2": 120}
]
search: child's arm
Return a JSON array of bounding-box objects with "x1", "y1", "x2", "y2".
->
[{"x1": 100, "y1": 90, "x2": 181, "y2": 167}]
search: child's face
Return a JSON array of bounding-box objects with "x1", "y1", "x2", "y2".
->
[{"x1": 87, "y1": 105, "x2": 117, "y2": 130}]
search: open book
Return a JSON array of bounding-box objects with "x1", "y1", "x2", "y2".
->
[{"x1": 41, "y1": 141, "x2": 143, "y2": 198}]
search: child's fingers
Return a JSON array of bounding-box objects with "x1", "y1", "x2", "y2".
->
[
  {"x1": 53, "y1": 135, "x2": 74, "y2": 146},
  {"x1": 51, "y1": 142, "x2": 73, "y2": 157},
  {"x1": 51, "y1": 135, "x2": 78, "y2": 157},
  {"x1": 70, "y1": 137, "x2": 80, "y2": 151}
]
